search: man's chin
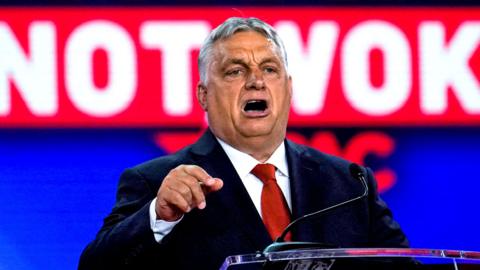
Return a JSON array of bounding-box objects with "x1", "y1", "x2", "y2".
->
[{"x1": 232, "y1": 119, "x2": 287, "y2": 142}]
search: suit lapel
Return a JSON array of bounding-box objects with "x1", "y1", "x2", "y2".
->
[
  {"x1": 189, "y1": 130, "x2": 272, "y2": 251},
  {"x1": 286, "y1": 140, "x2": 340, "y2": 243}
]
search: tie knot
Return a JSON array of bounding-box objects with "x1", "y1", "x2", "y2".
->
[{"x1": 251, "y1": 163, "x2": 276, "y2": 184}]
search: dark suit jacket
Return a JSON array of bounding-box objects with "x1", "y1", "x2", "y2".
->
[{"x1": 78, "y1": 129, "x2": 409, "y2": 270}]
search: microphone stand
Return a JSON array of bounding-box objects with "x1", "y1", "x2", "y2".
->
[{"x1": 263, "y1": 163, "x2": 369, "y2": 254}]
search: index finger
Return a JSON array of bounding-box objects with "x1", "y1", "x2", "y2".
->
[{"x1": 182, "y1": 165, "x2": 215, "y2": 186}]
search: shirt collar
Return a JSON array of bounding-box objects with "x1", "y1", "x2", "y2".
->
[{"x1": 216, "y1": 137, "x2": 289, "y2": 178}]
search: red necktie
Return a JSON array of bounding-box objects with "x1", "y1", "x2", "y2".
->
[{"x1": 251, "y1": 163, "x2": 292, "y2": 241}]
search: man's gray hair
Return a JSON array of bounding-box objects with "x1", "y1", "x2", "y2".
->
[{"x1": 198, "y1": 17, "x2": 288, "y2": 83}]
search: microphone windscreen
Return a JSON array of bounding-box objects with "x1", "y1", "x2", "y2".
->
[{"x1": 349, "y1": 163, "x2": 363, "y2": 179}]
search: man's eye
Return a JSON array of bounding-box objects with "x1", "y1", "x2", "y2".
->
[
  {"x1": 264, "y1": 67, "x2": 278, "y2": 73},
  {"x1": 226, "y1": 69, "x2": 243, "y2": 76}
]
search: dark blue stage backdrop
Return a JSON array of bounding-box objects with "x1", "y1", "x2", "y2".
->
[{"x1": 0, "y1": 6, "x2": 479, "y2": 270}]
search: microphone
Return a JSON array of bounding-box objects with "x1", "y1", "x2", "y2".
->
[{"x1": 263, "y1": 163, "x2": 369, "y2": 253}]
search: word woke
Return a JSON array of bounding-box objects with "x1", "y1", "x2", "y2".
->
[{"x1": 0, "y1": 8, "x2": 478, "y2": 127}]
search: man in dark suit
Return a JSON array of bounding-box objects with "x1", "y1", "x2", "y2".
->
[{"x1": 79, "y1": 17, "x2": 409, "y2": 270}]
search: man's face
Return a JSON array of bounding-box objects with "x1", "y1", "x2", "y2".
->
[{"x1": 197, "y1": 31, "x2": 292, "y2": 151}]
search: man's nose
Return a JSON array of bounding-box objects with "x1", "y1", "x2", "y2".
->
[{"x1": 245, "y1": 69, "x2": 266, "y2": 90}]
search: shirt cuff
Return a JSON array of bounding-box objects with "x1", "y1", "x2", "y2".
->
[{"x1": 149, "y1": 198, "x2": 182, "y2": 243}]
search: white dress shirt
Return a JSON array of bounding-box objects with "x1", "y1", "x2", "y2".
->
[{"x1": 149, "y1": 137, "x2": 291, "y2": 242}]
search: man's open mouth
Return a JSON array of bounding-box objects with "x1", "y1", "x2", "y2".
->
[{"x1": 243, "y1": 100, "x2": 268, "y2": 112}]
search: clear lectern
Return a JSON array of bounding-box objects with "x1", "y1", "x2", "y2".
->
[{"x1": 220, "y1": 248, "x2": 480, "y2": 270}]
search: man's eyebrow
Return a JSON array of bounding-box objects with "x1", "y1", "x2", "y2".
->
[
  {"x1": 224, "y1": 58, "x2": 247, "y2": 66},
  {"x1": 220, "y1": 58, "x2": 249, "y2": 71},
  {"x1": 259, "y1": 57, "x2": 281, "y2": 66}
]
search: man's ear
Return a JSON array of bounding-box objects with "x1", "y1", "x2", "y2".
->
[
  {"x1": 287, "y1": 75, "x2": 293, "y2": 100},
  {"x1": 196, "y1": 82, "x2": 208, "y2": 111}
]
